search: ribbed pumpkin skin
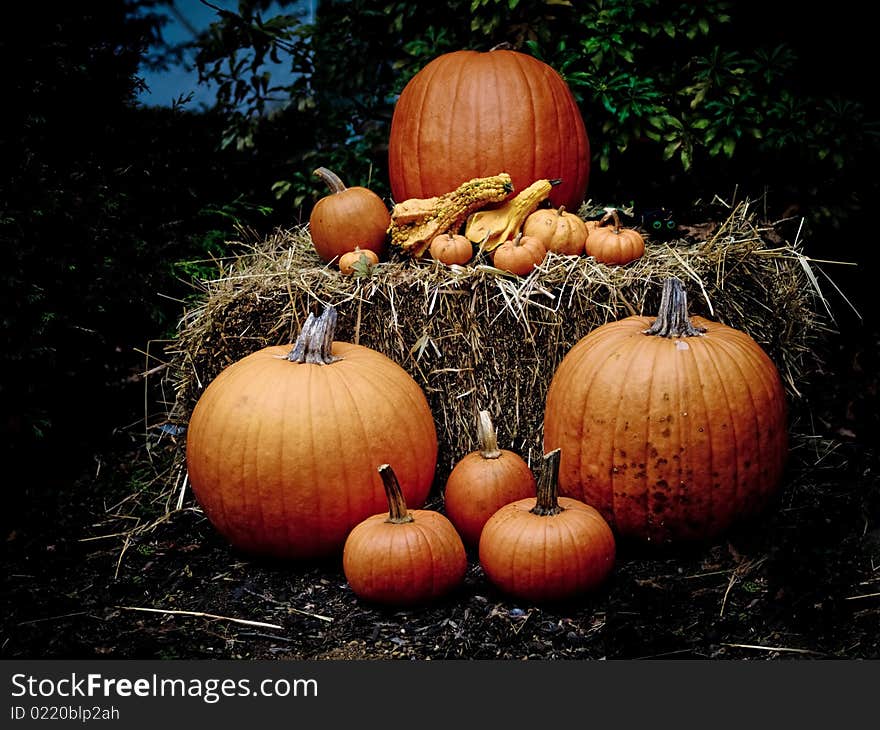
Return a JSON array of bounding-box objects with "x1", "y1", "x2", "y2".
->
[
  {"x1": 310, "y1": 188, "x2": 389, "y2": 262},
  {"x1": 343, "y1": 510, "x2": 467, "y2": 605},
  {"x1": 523, "y1": 207, "x2": 588, "y2": 256},
  {"x1": 186, "y1": 343, "x2": 437, "y2": 559},
  {"x1": 585, "y1": 227, "x2": 645, "y2": 265},
  {"x1": 388, "y1": 49, "x2": 590, "y2": 211},
  {"x1": 444, "y1": 450, "x2": 536, "y2": 547},
  {"x1": 543, "y1": 316, "x2": 788, "y2": 543},
  {"x1": 479, "y1": 496, "x2": 616, "y2": 603}
]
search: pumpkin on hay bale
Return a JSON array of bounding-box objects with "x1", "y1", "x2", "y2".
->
[{"x1": 164, "y1": 200, "x2": 828, "y2": 503}]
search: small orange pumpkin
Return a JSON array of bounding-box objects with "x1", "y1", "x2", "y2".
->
[
  {"x1": 343, "y1": 464, "x2": 468, "y2": 606},
  {"x1": 522, "y1": 205, "x2": 588, "y2": 256},
  {"x1": 339, "y1": 246, "x2": 379, "y2": 275},
  {"x1": 584, "y1": 208, "x2": 645, "y2": 265},
  {"x1": 429, "y1": 232, "x2": 473, "y2": 266},
  {"x1": 309, "y1": 167, "x2": 390, "y2": 262},
  {"x1": 492, "y1": 232, "x2": 547, "y2": 276},
  {"x1": 443, "y1": 410, "x2": 536, "y2": 547},
  {"x1": 478, "y1": 449, "x2": 616, "y2": 603}
]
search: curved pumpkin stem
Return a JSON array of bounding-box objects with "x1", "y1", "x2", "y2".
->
[
  {"x1": 477, "y1": 410, "x2": 502, "y2": 460},
  {"x1": 287, "y1": 306, "x2": 343, "y2": 364},
  {"x1": 598, "y1": 207, "x2": 622, "y2": 233},
  {"x1": 378, "y1": 464, "x2": 415, "y2": 524},
  {"x1": 530, "y1": 448, "x2": 564, "y2": 517},
  {"x1": 643, "y1": 277, "x2": 707, "y2": 338},
  {"x1": 313, "y1": 167, "x2": 347, "y2": 194},
  {"x1": 489, "y1": 41, "x2": 515, "y2": 51}
]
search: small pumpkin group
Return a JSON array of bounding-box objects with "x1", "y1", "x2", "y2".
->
[{"x1": 443, "y1": 411, "x2": 617, "y2": 603}]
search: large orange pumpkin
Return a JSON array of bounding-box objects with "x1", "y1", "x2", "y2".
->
[
  {"x1": 185, "y1": 306, "x2": 438, "y2": 559},
  {"x1": 388, "y1": 47, "x2": 590, "y2": 211},
  {"x1": 543, "y1": 277, "x2": 789, "y2": 544}
]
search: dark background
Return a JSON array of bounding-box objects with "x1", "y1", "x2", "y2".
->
[{"x1": 1, "y1": 2, "x2": 877, "y2": 658}]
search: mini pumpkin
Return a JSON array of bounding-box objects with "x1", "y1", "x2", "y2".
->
[
  {"x1": 186, "y1": 306, "x2": 438, "y2": 559},
  {"x1": 522, "y1": 205, "x2": 588, "y2": 256},
  {"x1": 339, "y1": 246, "x2": 379, "y2": 275},
  {"x1": 343, "y1": 463, "x2": 467, "y2": 605},
  {"x1": 478, "y1": 449, "x2": 616, "y2": 603},
  {"x1": 584, "y1": 208, "x2": 645, "y2": 265},
  {"x1": 543, "y1": 276, "x2": 789, "y2": 543},
  {"x1": 309, "y1": 167, "x2": 390, "y2": 262},
  {"x1": 429, "y1": 232, "x2": 473, "y2": 266},
  {"x1": 443, "y1": 410, "x2": 536, "y2": 547},
  {"x1": 492, "y1": 232, "x2": 547, "y2": 276}
]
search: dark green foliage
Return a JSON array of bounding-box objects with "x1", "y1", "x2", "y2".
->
[
  {"x1": 0, "y1": 2, "x2": 276, "y2": 495},
  {"x1": 191, "y1": 0, "x2": 877, "y2": 228}
]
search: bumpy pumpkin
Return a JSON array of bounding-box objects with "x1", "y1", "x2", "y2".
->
[
  {"x1": 522, "y1": 205, "x2": 589, "y2": 256},
  {"x1": 429, "y1": 233, "x2": 473, "y2": 266},
  {"x1": 479, "y1": 449, "x2": 616, "y2": 603},
  {"x1": 464, "y1": 178, "x2": 557, "y2": 251},
  {"x1": 343, "y1": 464, "x2": 467, "y2": 605},
  {"x1": 492, "y1": 232, "x2": 547, "y2": 276},
  {"x1": 309, "y1": 167, "x2": 390, "y2": 262},
  {"x1": 584, "y1": 208, "x2": 645, "y2": 265},
  {"x1": 388, "y1": 47, "x2": 590, "y2": 211},
  {"x1": 443, "y1": 410, "x2": 536, "y2": 547},
  {"x1": 543, "y1": 276, "x2": 789, "y2": 543},
  {"x1": 186, "y1": 306, "x2": 438, "y2": 559}
]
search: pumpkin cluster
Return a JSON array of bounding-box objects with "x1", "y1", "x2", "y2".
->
[
  {"x1": 185, "y1": 44, "x2": 791, "y2": 610},
  {"x1": 305, "y1": 46, "x2": 654, "y2": 277}
]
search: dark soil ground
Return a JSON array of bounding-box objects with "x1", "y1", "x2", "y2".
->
[{"x1": 3, "y1": 315, "x2": 879, "y2": 661}]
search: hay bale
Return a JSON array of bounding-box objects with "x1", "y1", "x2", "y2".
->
[{"x1": 164, "y1": 201, "x2": 827, "y2": 490}]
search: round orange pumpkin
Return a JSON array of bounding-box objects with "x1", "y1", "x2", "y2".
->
[
  {"x1": 388, "y1": 47, "x2": 590, "y2": 211},
  {"x1": 343, "y1": 464, "x2": 467, "y2": 606},
  {"x1": 492, "y1": 232, "x2": 547, "y2": 276},
  {"x1": 584, "y1": 208, "x2": 645, "y2": 265},
  {"x1": 522, "y1": 206, "x2": 588, "y2": 256},
  {"x1": 479, "y1": 449, "x2": 616, "y2": 603},
  {"x1": 429, "y1": 232, "x2": 473, "y2": 266},
  {"x1": 185, "y1": 306, "x2": 438, "y2": 559},
  {"x1": 443, "y1": 410, "x2": 536, "y2": 547},
  {"x1": 339, "y1": 246, "x2": 379, "y2": 275},
  {"x1": 543, "y1": 276, "x2": 789, "y2": 543},
  {"x1": 309, "y1": 167, "x2": 390, "y2": 263}
]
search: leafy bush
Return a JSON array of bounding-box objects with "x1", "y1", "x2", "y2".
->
[{"x1": 189, "y1": 0, "x2": 877, "y2": 228}]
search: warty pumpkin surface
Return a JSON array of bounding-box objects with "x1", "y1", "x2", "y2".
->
[
  {"x1": 388, "y1": 48, "x2": 589, "y2": 211},
  {"x1": 543, "y1": 277, "x2": 788, "y2": 543},
  {"x1": 185, "y1": 307, "x2": 438, "y2": 560}
]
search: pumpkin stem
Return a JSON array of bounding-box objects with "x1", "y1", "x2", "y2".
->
[
  {"x1": 598, "y1": 207, "x2": 622, "y2": 233},
  {"x1": 557, "y1": 205, "x2": 566, "y2": 217},
  {"x1": 287, "y1": 306, "x2": 343, "y2": 364},
  {"x1": 511, "y1": 232, "x2": 524, "y2": 247},
  {"x1": 378, "y1": 464, "x2": 415, "y2": 524},
  {"x1": 477, "y1": 410, "x2": 502, "y2": 460},
  {"x1": 643, "y1": 277, "x2": 707, "y2": 338},
  {"x1": 489, "y1": 41, "x2": 514, "y2": 51},
  {"x1": 313, "y1": 166, "x2": 347, "y2": 194},
  {"x1": 530, "y1": 448, "x2": 564, "y2": 517}
]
